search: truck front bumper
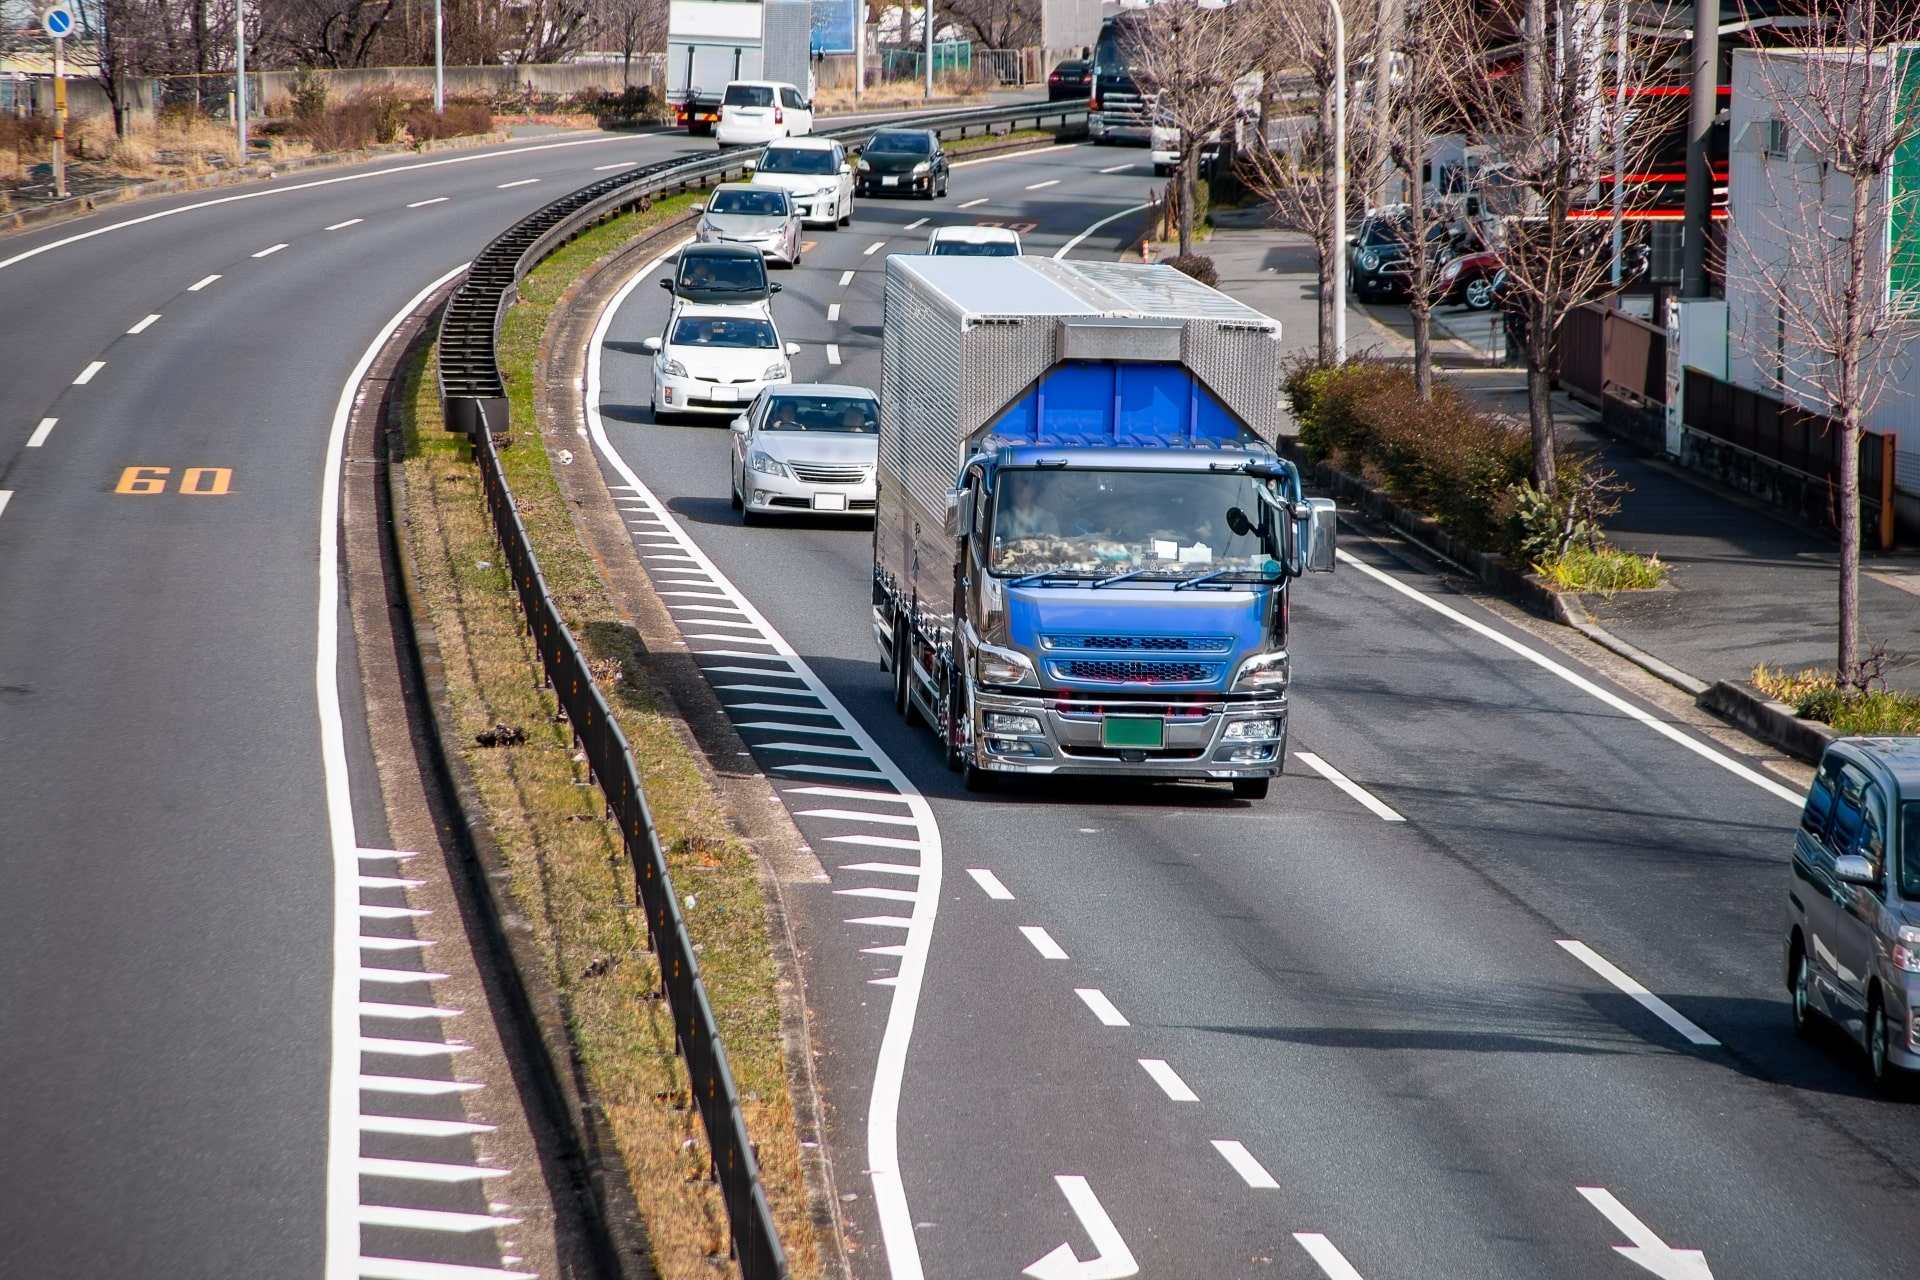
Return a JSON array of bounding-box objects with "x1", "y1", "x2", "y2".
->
[{"x1": 967, "y1": 690, "x2": 1289, "y2": 780}]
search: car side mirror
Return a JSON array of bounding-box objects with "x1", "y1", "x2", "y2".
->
[
  {"x1": 660, "y1": 277, "x2": 673, "y2": 290},
  {"x1": 785, "y1": 342, "x2": 801, "y2": 356},
  {"x1": 769, "y1": 282, "x2": 783, "y2": 293},
  {"x1": 730, "y1": 416, "x2": 750, "y2": 433},
  {"x1": 1835, "y1": 853, "x2": 1880, "y2": 886},
  {"x1": 840, "y1": 162, "x2": 852, "y2": 173},
  {"x1": 1302, "y1": 497, "x2": 1337, "y2": 573},
  {"x1": 641, "y1": 337, "x2": 662, "y2": 354}
]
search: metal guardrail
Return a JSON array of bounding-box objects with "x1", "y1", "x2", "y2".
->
[{"x1": 437, "y1": 96, "x2": 1085, "y2": 1275}]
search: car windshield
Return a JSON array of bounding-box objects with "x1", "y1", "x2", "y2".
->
[
  {"x1": 760, "y1": 395, "x2": 878, "y2": 432},
  {"x1": 678, "y1": 255, "x2": 765, "y2": 292},
  {"x1": 724, "y1": 84, "x2": 775, "y2": 107},
  {"x1": 708, "y1": 189, "x2": 789, "y2": 217},
  {"x1": 989, "y1": 468, "x2": 1282, "y2": 580},
  {"x1": 759, "y1": 147, "x2": 838, "y2": 174},
  {"x1": 934, "y1": 239, "x2": 1018, "y2": 257},
  {"x1": 669, "y1": 316, "x2": 779, "y2": 349},
  {"x1": 1902, "y1": 801, "x2": 1920, "y2": 898},
  {"x1": 867, "y1": 132, "x2": 931, "y2": 154}
]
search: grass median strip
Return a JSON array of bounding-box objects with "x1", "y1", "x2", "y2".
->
[{"x1": 398, "y1": 192, "x2": 821, "y2": 1280}]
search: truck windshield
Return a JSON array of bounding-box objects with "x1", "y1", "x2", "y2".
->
[{"x1": 989, "y1": 468, "x2": 1280, "y2": 580}]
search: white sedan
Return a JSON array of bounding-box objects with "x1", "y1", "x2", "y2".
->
[
  {"x1": 645, "y1": 303, "x2": 800, "y2": 422},
  {"x1": 728, "y1": 384, "x2": 880, "y2": 522},
  {"x1": 750, "y1": 137, "x2": 854, "y2": 227}
]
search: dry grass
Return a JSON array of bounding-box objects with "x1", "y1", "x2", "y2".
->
[
  {"x1": 946, "y1": 127, "x2": 1055, "y2": 154},
  {"x1": 64, "y1": 112, "x2": 240, "y2": 176},
  {"x1": 1752, "y1": 664, "x2": 1920, "y2": 734},
  {"x1": 814, "y1": 83, "x2": 990, "y2": 112},
  {"x1": 400, "y1": 195, "x2": 821, "y2": 1280}
]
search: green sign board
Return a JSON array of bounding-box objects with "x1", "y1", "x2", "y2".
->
[{"x1": 1888, "y1": 47, "x2": 1920, "y2": 314}]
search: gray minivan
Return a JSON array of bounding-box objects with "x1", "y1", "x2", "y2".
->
[{"x1": 1785, "y1": 738, "x2": 1920, "y2": 1085}]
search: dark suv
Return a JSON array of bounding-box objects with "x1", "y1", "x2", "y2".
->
[
  {"x1": 1786, "y1": 737, "x2": 1920, "y2": 1086},
  {"x1": 661, "y1": 244, "x2": 778, "y2": 305}
]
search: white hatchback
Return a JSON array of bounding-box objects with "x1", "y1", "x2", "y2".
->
[
  {"x1": 728, "y1": 384, "x2": 880, "y2": 521},
  {"x1": 716, "y1": 80, "x2": 814, "y2": 147},
  {"x1": 644, "y1": 301, "x2": 800, "y2": 422},
  {"x1": 751, "y1": 137, "x2": 854, "y2": 227},
  {"x1": 925, "y1": 225, "x2": 1023, "y2": 256}
]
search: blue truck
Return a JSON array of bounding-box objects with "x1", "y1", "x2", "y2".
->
[{"x1": 873, "y1": 256, "x2": 1336, "y2": 796}]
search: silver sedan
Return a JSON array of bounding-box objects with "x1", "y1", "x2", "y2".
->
[{"x1": 695, "y1": 183, "x2": 802, "y2": 268}]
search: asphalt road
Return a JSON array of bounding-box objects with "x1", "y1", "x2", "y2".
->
[{"x1": 589, "y1": 140, "x2": 1920, "y2": 1279}]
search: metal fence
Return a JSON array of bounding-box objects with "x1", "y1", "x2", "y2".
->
[
  {"x1": 1556, "y1": 302, "x2": 1667, "y2": 451},
  {"x1": 437, "y1": 94, "x2": 1088, "y2": 1274}
]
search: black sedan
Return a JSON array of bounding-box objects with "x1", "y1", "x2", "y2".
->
[
  {"x1": 1048, "y1": 59, "x2": 1092, "y2": 99},
  {"x1": 855, "y1": 129, "x2": 950, "y2": 199}
]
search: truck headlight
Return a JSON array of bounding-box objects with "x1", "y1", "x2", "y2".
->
[
  {"x1": 1223, "y1": 718, "x2": 1280, "y2": 740},
  {"x1": 984, "y1": 711, "x2": 1042, "y2": 735},
  {"x1": 762, "y1": 360, "x2": 789, "y2": 381},
  {"x1": 1231, "y1": 652, "x2": 1290, "y2": 693},
  {"x1": 977, "y1": 643, "x2": 1037, "y2": 686},
  {"x1": 748, "y1": 449, "x2": 790, "y2": 477},
  {"x1": 660, "y1": 357, "x2": 689, "y2": 378}
]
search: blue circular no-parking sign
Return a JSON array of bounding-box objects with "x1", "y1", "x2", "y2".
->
[{"x1": 43, "y1": 6, "x2": 74, "y2": 37}]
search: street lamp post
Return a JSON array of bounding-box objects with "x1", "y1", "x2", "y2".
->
[
  {"x1": 234, "y1": 0, "x2": 247, "y2": 163},
  {"x1": 1329, "y1": 0, "x2": 1347, "y2": 363},
  {"x1": 434, "y1": 0, "x2": 444, "y2": 114},
  {"x1": 924, "y1": 0, "x2": 934, "y2": 100}
]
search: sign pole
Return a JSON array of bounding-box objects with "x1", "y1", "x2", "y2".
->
[
  {"x1": 433, "y1": 0, "x2": 444, "y2": 114},
  {"x1": 52, "y1": 32, "x2": 65, "y2": 199}
]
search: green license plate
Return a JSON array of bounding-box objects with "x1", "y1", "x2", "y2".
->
[{"x1": 1101, "y1": 716, "x2": 1165, "y2": 749}]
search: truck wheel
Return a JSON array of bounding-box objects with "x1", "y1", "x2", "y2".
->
[
  {"x1": 891, "y1": 626, "x2": 909, "y2": 715},
  {"x1": 1231, "y1": 778, "x2": 1270, "y2": 800}
]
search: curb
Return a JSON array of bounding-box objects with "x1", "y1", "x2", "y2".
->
[
  {"x1": 373, "y1": 283, "x2": 657, "y2": 1279},
  {"x1": 1696, "y1": 681, "x2": 1839, "y2": 765}
]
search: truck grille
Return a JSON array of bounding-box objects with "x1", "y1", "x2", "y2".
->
[
  {"x1": 1045, "y1": 634, "x2": 1234, "y2": 653},
  {"x1": 1050, "y1": 659, "x2": 1222, "y2": 684},
  {"x1": 790, "y1": 462, "x2": 869, "y2": 484}
]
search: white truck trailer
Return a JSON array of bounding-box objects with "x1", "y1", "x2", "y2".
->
[{"x1": 667, "y1": 0, "x2": 815, "y2": 135}]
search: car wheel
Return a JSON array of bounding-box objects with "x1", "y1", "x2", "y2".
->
[
  {"x1": 1232, "y1": 777, "x2": 1270, "y2": 800},
  {"x1": 1464, "y1": 277, "x2": 1495, "y2": 311},
  {"x1": 1869, "y1": 993, "x2": 1899, "y2": 1090},
  {"x1": 1790, "y1": 946, "x2": 1814, "y2": 1038},
  {"x1": 1153, "y1": 163, "x2": 1170, "y2": 177}
]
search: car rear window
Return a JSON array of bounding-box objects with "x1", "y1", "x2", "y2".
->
[
  {"x1": 677, "y1": 254, "x2": 766, "y2": 292},
  {"x1": 709, "y1": 188, "x2": 790, "y2": 216},
  {"x1": 761, "y1": 395, "x2": 879, "y2": 432},
  {"x1": 725, "y1": 84, "x2": 775, "y2": 107},
  {"x1": 933, "y1": 240, "x2": 1018, "y2": 257},
  {"x1": 670, "y1": 316, "x2": 779, "y2": 349},
  {"x1": 867, "y1": 132, "x2": 931, "y2": 154}
]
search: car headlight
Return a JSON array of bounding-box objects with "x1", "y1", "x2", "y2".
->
[
  {"x1": 1895, "y1": 926, "x2": 1920, "y2": 972},
  {"x1": 1440, "y1": 259, "x2": 1462, "y2": 282},
  {"x1": 857, "y1": 157, "x2": 871, "y2": 171},
  {"x1": 984, "y1": 711, "x2": 1043, "y2": 735},
  {"x1": 697, "y1": 219, "x2": 715, "y2": 239},
  {"x1": 1357, "y1": 249, "x2": 1381, "y2": 272},
  {"x1": 912, "y1": 161, "x2": 931, "y2": 174},
  {"x1": 1222, "y1": 718, "x2": 1280, "y2": 740},
  {"x1": 762, "y1": 360, "x2": 789, "y2": 381},
  {"x1": 977, "y1": 643, "x2": 1037, "y2": 687},
  {"x1": 748, "y1": 449, "x2": 790, "y2": 478},
  {"x1": 1231, "y1": 652, "x2": 1290, "y2": 693},
  {"x1": 660, "y1": 357, "x2": 689, "y2": 378}
]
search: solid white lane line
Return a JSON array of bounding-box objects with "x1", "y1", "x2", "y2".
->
[
  {"x1": 359, "y1": 903, "x2": 428, "y2": 919},
  {"x1": 1054, "y1": 202, "x2": 1153, "y2": 260},
  {"x1": 595, "y1": 160, "x2": 638, "y2": 170},
  {"x1": 1295, "y1": 1233, "x2": 1368, "y2": 1280},
  {"x1": 0, "y1": 491, "x2": 12, "y2": 519},
  {"x1": 252, "y1": 242, "x2": 288, "y2": 257},
  {"x1": 358, "y1": 875, "x2": 426, "y2": 889},
  {"x1": 827, "y1": 302, "x2": 841, "y2": 321},
  {"x1": 904, "y1": 217, "x2": 928, "y2": 230},
  {"x1": 1139, "y1": 1058, "x2": 1198, "y2": 1101},
  {"x1": 325, "y1": 218, "x2": 364, "y2": 230},
  {"x1": 407, "y1": 197, "x2": 450, "y2": 207},
  {"x1": 358, "y1": 1256, "x2": 536, "y2": 1279},
  {"x1": 359, "y1": 1115, "x2": 495, "y2": 1137},
  {"x1": 497, "y1": 178, "x2": 541, "y2": 188},
  {"x1": 863, "y1": 944, "x2": 908, "y2": 956},
  {"x1": 784, "y1": 785, "x2": 914, "y2": 803},
  {"x1": 827, "y1": 836, "x2": 923, "y2": 853},
  {"x1": 360, "y1": 968, "x2": 448, "y2": 983},
  {"x1": 733, "y1": 721, "x2": 852, "y2": 736},
  {"x1": 1557, "y1": 940, "x2": 1721, "y2": 1046},
  {"x1": 359, "y1": 1074, "x2": 481, "y2": 1095},
  {"x1": 836, "y1": 886, "x2": 919, "y2": 902},
  {"x1": 357, "y1": 847, "x2": 419, "y2": 860},
  {"x1": 775, "y1": 763, "x2": 886, "y2": 779},
  {"x1": 1099, "y1": 163, "x2": 1136, "y2": 173},
  {"x1": 846, "y1": 914, "x2": 914, "y2": 928},
  {"x1": 1026, "y1": 178, "x2": 1060, "y2": 189},
  {"x1": 188, "y1": 273, "x2": 221, "y2": 290},
  {"x1": 1075, "y1": 988, "x2": 1130, "y2": 1026},
  {"x1": 840, "y1": 861, "x2": 922, "y2": 876},
  {"x1": 795, "y1": 807, "x2": 919, "y2": 826},
  {"x1": 838, "y1": 269, "x2": 855, "y2": 286},
  {"x1": 1295, "y1": 752, "x2": 1405, "y2": 822},
  {"x1": 951, "y1": 144, "x2": 1060, "y2": 169},
  {"x1": 26, "y1": 417, "x2": 56, "y2": 447},
  {"x1": 1337, "y1": 549, "x2": 1803, "y2": 805},
  {"x1": 826, "y1": 344, "x2": 842, "y2": 365},
  {"x1": 321, "y1": 265, "x2": 470, "y2": 1280},
  {"x1": 358, "y1": 1205, "x2": 521, "y2": 1232},
  {"x1": 361, "y1": 1036, "x2": 472, "y2": 1057},
  {"x1": 127, "y1": 313, "x2": 161, "y2": 334},
  {"x1": 73, "y1": 361, "x2": 104, "y2": 384},
  {"x1": 958, "y1": 197, "x2": 989, "y2": 208},
  {"x1": 1213, "y1": 1139, "x2": 1280, "y2": 1188},
  {"x1": 1020, "y1": 926, "x2": 1068, "y2": 959},
  {"x1": 967, "y1": 868, "x2": 1014, "y2": 899},
  {"x1": 863, "y1": 240, "x2": 887, "y2": 255},
  {"x1": 358, "y1": 1157, "x2": 510, "y2": 1182},
  {"x1": 359, "y1": 1001, "x2": 461, "y2": 1019}
]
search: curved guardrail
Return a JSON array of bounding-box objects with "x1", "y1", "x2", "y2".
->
[{"x1": 436, "y1": 98, "x2": 1086, "y2": 1277}]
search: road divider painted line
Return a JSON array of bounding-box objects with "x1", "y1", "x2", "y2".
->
[
  {"x1": 1578, "y1": 1186, "x2": 1717, "y2": 1279},
  {"x1": 27, "y1": 417, "x2": 56, "y2": 447},
  {"x1": 1295, "y1": 1234, "x2": 1367, "y2": 1280},
  {"x1": 863, "y1": 240, "x2": 887, "y2": 255},
  {"x1": 1075, "y1": 988, "x2": 1129, "y2": 1026},
  {"x1": 1098, "y1": 163, "x2": 1136, "y2": 174},
  {"x1": 1212, "y1": 1139, "x2": 1279, "y2": 1188},
  {"x1": 1027, "y1": 179, "x2": 1061, "y2": 189},
  {"x1": 73, "y1": 361, "x2": 104, "y2": 384},
  {"x1": 594, "y1": 160, "x2": 637, "y2": 171},
  {"x1": 497, "y1": 178, "x2": 541, "y2": 188},
  {"x1": 1055, "y1": 202, "x2": 1154, "y2": 260},
  {"x1": 0, "y1": 490, "x2": 12, "y2": 519},
  {"x1": 188, "y1": 273, "x2": 221, "y2": 290},
  {"x1": 252, "y1": 242, "x2": 288, "y2": 257},
  {"x1": 406, "y1": 197, "x2": 450, "y2": 207},
  {"x1": 838, "y1": 269, "x2": 855, "y2": 286},
  {"x1": 1295, "y1": 752, "x2": 1405, "y2": 821},
  {"x1": 826, "y1": 344, "x2": 842, "y2": 365},
  {"x1": 904, "y1": 217, "x2": 928, "y2": 230},
  {"x1": 1139, "y1": 1058, "x2": 1198, "y2": 1101},
  {"x1": 1020, "y1": 925, "x2": 1068, "y2": 959},
  {"x1": 1337, "y1": 549, "x2": 1803, "y2": 805},
  {"x1": 127, "y1": 313, "x2": 160, "y2": 334},
  {"x1": 1557, "y1": 940, "x2": 1720, "y2": 1047},
  {"x1": 325, "y1": 218, "x2": 363, "y2": 231},
  {"x1": 827, "y1": 302, "x2": 841, "y2": 322},
  {"x1": 958, "y1": 197, "x2": 990, "y2": 208},
  {"x1": 967, "y1": 868, "x2": 1013, "y2": 899},
  {"x1": 1023, "y1": 1176, "x2": 1139, "y2": 1280}
]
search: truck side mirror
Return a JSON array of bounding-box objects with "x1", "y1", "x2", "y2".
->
[
  {"x1": 1303, "y1": 497, "x2": 1337, "y2": 572},
  {"x1": 945, "y1": 487, "x2": 974, "y2": 539}
]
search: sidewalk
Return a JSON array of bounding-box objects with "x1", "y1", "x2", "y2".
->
[{"x1": 1199, "y1": 219, "x2": 1920, "y2": 696}]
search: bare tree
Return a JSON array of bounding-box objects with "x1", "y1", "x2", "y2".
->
[
  {"x1": 943, "y1": 0, "x2": 1036, "y2": 50},
  {"x1": 1437, "y1": 0, "x2": 1678, "y2": 494},
  {"x1": 1389, "y1": 0, "x2": 1454, "y2": 400},
  {"x1": 1726, "y1": 2, "x2": 1920, "y2": 685},
  {"x1": 1122, "y1": 0, "x2": 1264, "y2": 257},
  {"x1": 599, "y1": 0, "x2": 668, "y2": 82},
  {"x1": 258, "y1": 0, "x2": 398, "y2": 68},
  {"x1": 509, "y1": 0, "x2": 597, "y2": 63}
]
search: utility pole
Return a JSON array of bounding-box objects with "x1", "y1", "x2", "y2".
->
[
  {"x1": 1329, "y1": 0, "x2": 1346, "y2": 362},
  {"x1": 234, "y1": 0, "x2": 248, "y2": 163},
  {"x1": 924, "y1": 0, "x2": 934, "y2": 100},
  {"x1": 1680, "y1": 0, "x2": 1717, "y2": 296},
  {"x1": 434, "y1": 0, "x2": 444, "y2": 114},
  {"x1": 1611, "y1": 0, "x2": 1625, "y2": 289}
]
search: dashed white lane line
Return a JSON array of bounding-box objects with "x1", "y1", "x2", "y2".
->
[
  {"x1": 1075, "y1": 988, "x2": 1130, "y2": 1026},
  {"x1": 826, "y1": 344, "x2": 842, "y2": 365},
  {"x1": 594, "y1": 160, "x2": 637, "y2": 170},
  {"x1": 958, "y1": 197, "x2": 990, "y2": 208},
  {"x1": 863, "y1": 240, "x2": 887, "y2": 255},
  {"x1": 0, "y1": 490, "x2": 12, "y2": 518},
  {"x1": 838, "y1": 269, "x2": 855, "y2": 286},
  {"x1": 1026, "y1": 178, "x2": 1060, "y2": 189},
  {"x1": 1139, "y1": 1058, "x2": 1198, "y2": 1101},
  {"x1": 496, "y1": 178, "x2": 541, "y2": 188},
  {"x1": 407, "y1": 196, "x2": 450, "y2": 207},
  {"x1": 1020, "y1": 925, "x2": 1069, "y2": 959},
  {"x1": 26, "y1": 417, "x2": 56, "y2": 447},
  {"x1": 1295, "y1": 751, "x2": 1405, "y2": 822},
  {"x1": 1336, "y1": 549, "x2": 1803, "y2": 805},
  {"x1": 795, "y1": 807, "x2": 919, "y2": 826},
  {"x1": 73, "y1": 360, "x2": 105, "y2": 384},
  {"x1": 1099, "y1": 163, "x2": 1137, "y2": 173},
  {"x1": 904, "y1": 217, "x2": 928, "y2": 230},
  {"x1": 841, "y1": 861, "x2": 922, "y2": 877},
  {"x1": 967, "y1": 868, "x2": 1014, "y2": 899},
  {"x1": 826, "y1": 302, "x2": 841, "y2": 321},
  {"x1": 1295, "y1": 1233, "x2": 1368, "y2": 1279},
  {"x1": 252, "y1": 242, "x2": 288, "y2": 257},
  {"x1": 1557, "y1": 939, "x2": 1721, "y2": 1046},
  {"x1": 359, "y1": 1205, "x2": 521, "y2": 1232},
  {"x1": 127, "y1": 313, "x2": 161, "y2": 334},
  {"x1": 359, "y1": 1257, "x2": 536, "y2": 1280},
  {"x1": 188, "y1": 273, "x2": 221, "y2": 290},
  {"x1": 359, "y1": 1157, "x2": 511, "y2": 1182},
  {"x1": 359, "y1": 1114, "x2": 495, "y2": 1138},
  {"x1": 360, "y1": 1074, "x2": 480, "y2": 1095},
  {"x1": 1212, "y1": 1139, "x2": 1280, "y2": 1189},
  {"x1": 325, "y1": 218, "x2": 364, "y2": 230}
]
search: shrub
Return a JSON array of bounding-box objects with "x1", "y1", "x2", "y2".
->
[
  {"x1": 1165, "y1": 253, "x2": 1217, "y2": 286},
  {"x1": 1535, "y1": 546, "x2": 1667, "y2": 595},
  {"x1": 405, "y1": 100, "x2": 494, "y2": 141},
  {"x1": 289, "y1": 66, "x2": 330, "y2": 123},
  {"x1": 1752, "y1": 665, "x2": 1920, "y2": 734}
]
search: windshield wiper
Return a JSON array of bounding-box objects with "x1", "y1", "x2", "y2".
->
[
  {"x1": 1090, "y1": 568, "x2": 1152, "y2": 588},
  {"x1": 1010, "y1": 570, "x2": 1099, "y2": 587},
  {"x1": 1173, "y1": 566, "x2": 1283, "y2": 590}
]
